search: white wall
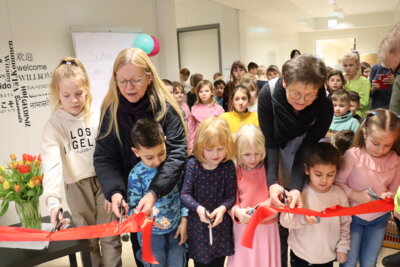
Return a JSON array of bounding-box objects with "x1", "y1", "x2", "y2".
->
[
  {"x1": 0, "y1": 0, "x2": 178, "y2": 225},
  {"x1": 175, "y1": 0, "x2": 240, "y2": 80},
  {"x1": 299, "y1": 25, "x2": 393, "y2": 60},
  {"x1": 238, "y1": 12, "x2": 300, "y2": 70}
]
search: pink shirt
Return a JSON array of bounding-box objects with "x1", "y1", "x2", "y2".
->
[
  {"x1": 189, "y1": 103, "x2": 224, "y2": 149},
  {"x1": 335, "y1": 147, "x2": 400, "y2": 221},
  {"x1": 231, "y1": 164, "x2": 275, "y2": 224},
  {"x1": 180, "y1": 102, "x2": 194, "y2": 151}
]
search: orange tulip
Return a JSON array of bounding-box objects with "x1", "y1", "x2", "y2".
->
[
  {"x1": 14, "y1": 184, "x2": 21, "y2": 192},
  {"x1": 10, "y1": 154, "x2": 16, "y2": 161}
]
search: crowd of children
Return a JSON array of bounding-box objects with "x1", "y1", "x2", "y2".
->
[{"x1": 38, "y1": 26, "x2": 400, "y2": 267}]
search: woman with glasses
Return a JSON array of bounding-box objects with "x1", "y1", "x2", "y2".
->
[
  {"x1": 93, "y1": 48, "x2": 187, "y2": 267},
  {"x1": 257, "y1": 54, "x2": 333, "y2": 267}
]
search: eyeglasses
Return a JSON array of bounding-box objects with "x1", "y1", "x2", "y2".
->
[
  {"x1": 287, "y1": 89, "x2": 317, "y2": 101},
  {"x1": 117, "y1": 76, "x2": 147, "y2": 88}
]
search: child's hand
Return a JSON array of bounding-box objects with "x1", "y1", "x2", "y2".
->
[
  {"x1": 174, "y1": 217, "x2": 188, "y2": 245},
  {"x1": 371, "y1": 82, "x2": 380, "y2": 91},
  {"x1": 304, "y1": 215, "x2": 319, "y2": 225},
  {"x1": 196, "y1": 206, "x2": 211, "y2": 224},
  {"x1": 336, "y1": 252, "x2": 348, "y2": 263},
  {"x1": 210, "y1": 205, "x2": 227, "y2": 228},
  {"x1": 380, "y1": 191, "x2": 394, "y2": 199},
  {"x1": 350, "y1": 189, "x2": 373, "y2": 204},
  {"x1": 234, "y1": 207, "x2": 251, "y2": 224}
]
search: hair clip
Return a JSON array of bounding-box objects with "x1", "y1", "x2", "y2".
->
[
  {"x1": 397, "y1": 115, "x2": 400, "y2": 119},
  {"x1": 65, "y1": 62, "x2": 72, "y2": 65},
  {"x1": 366, "y1": 111, "x2": 376, "y2": 118}
]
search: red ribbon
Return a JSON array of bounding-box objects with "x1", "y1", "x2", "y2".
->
[
  {"x1": 0, "y1": 212, "x2": 158, "y2": 264},
  {"x1": 241, "y1": 198, "x2": 395, "y2": 248}
]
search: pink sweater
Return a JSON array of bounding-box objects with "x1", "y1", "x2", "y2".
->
[
  {"x1": 231, "y1": 165, "x2": 276, "y2": 224},
  {"x1": 280, "y1": 184, "x2": 351, "y2": 264},
  {"x1": 335, "y1": 147, "x2": 400, "y2": 221},
  {"x1": 180, "y1": 102, "x2": 194, "y2": 151},
  {"x1": 189, "y1": 103, "x2": 224, "y2": 149}
]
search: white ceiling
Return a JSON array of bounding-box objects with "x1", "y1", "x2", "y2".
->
[{"x1": 211, "y1": 0, "x2": 400, "y2": 31}]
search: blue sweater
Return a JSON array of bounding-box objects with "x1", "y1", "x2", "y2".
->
[
  {"x1": 329, "y1": 111, "x2": 360, "y2": 133},
  {"x1": 127, "y1": 161, "x2": 188, "y2": 235}
]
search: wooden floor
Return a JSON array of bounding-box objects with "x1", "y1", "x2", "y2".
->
[{"x1": 40, "y1": 241, "x2": 398, "y2": 267}]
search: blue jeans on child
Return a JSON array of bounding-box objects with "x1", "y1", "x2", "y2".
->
[
  {"x1": 137, "y1": 228, "x2": 186, "y2": 267},
  {"x1": 341, "y1": 212, "x2": 390, "y2": 267}
]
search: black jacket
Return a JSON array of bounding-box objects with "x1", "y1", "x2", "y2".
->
[{"x1": 94, "y1": 104, "x2": 187, "y2": 201}]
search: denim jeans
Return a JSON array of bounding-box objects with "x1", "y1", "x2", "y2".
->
[
  {"x1": 137, "y1": 229, "x2": 186, "y2": 267},
  {"x1": 341, "y1": 213, "x2": 390, "y2": 267}
]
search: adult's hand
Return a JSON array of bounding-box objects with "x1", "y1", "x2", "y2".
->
[
  {"x1": 269, "y1": 184, "x2": 285, "y2": 207},
  {"x1": 383, "y1": 72, "x2": 395, "y2": 85},
  {"x1": 286, "y1": 189, "x2": 303, "y2": 208},
  {"x1": 136, "y1": 192, "x2": 157, "y2": 216},
  {"x1": 111, "y1": 193, "x2": 128, "y2": 218},
  {"x1": 50, "y1": 206, "x2": 68, "y2": 229}
]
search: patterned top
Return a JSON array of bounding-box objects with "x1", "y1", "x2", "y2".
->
[
  {"x1": 180, "y1": 158, "x2": 236, "y2": 263},
  {"x1": 127, "y1": 161, "x2": 188, "y2": 235}
]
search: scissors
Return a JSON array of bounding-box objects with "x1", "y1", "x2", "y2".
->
[
  {"x1": 205, "y1": 209, "x2": 213, "y2": 246},
  {"x1": 367, "y1": 187, "x2": 382, "y2": 200},
  {"x1": 247, "y1": 204, "x2": 261, "y2": 215},
  {"x1": 52, "y1": 208, "x2": 64, "y2": 232},
  {"x1": 117, "y1": 204, "x2": 130, "y2": 242}
]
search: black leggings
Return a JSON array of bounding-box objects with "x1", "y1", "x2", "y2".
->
[
  {"x1": 194, "y1": 256, "x2": 226, "y2": 267},
  {"x1": 290, "y1": 250, "x2": 333, "y2": 267}
]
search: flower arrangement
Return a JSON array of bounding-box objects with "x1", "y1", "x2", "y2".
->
[{"x1": 0, "y1": 153, "x2": 43, "y2": 229}]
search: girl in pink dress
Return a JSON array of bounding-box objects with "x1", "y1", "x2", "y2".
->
[
  {"x1": 172, "y1": 81, "x2": 194, "y2": 154},
  {"x1": 228, "y1": 124, "x2": 280, "y2": 267},
  {"x1": 190, "y1": 80, "x2": 224, "y2": 150},
  {"x1": 335, "y1": 109, "x2": 400, "y2": 267}
]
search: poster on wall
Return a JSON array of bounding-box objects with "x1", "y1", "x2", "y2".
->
[
  {"x1": 0, "y1": 40, "x2": 52, "y2": 127},
  {"x1": 71, "y1": 32, "x2": 139, "y2": 110}
]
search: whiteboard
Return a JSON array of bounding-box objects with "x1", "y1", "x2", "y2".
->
[{"x1": 71, "y1": 32, "x2": 139, "y2": 110}]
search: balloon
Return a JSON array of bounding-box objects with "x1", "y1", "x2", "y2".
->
[
  {"x1": 148, "y1": 36, "x2": 160, "y2": 57},
  {"x1": 133, "y1": 34, "x2": 154, "y2": 54}
]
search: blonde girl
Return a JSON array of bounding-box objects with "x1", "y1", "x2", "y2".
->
[
  {"x1": 326, "y1": 69, "x2": 346, "y2": 97},
  {"x1": 93, "y1": 48, "x2": 186, "y2": 267},
  {"x1": 335, "y1": 109, "x2": 400, "y2": 267},
  {"x1": 342, "y1": 52, "x2": 371, "y2": 117},
  {"x1": 228, "y1": 124, "x2": 280, "y2": 267},
  {"x1": 220, "y1": 85, "x2": 259, "y2": 134},
  {"x1": 41, "y1": 57, "x2": 121, "y2": 267},
  {"x1": 189, "y1": 80, "x2": 224, "y2": 150},
  {"x1": 181, "y1": 117, "x2": 236, "y2": 267}
]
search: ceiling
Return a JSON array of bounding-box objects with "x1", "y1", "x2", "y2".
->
[{"x1": 211, "y1": 0, "x2": 400, "y2": 31}]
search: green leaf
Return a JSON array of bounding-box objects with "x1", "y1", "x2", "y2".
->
[
  {"x1": 26, "y1": 190, "x2": 36, "y2": 198},
  {"x1": 0, "y1": 199, "x2": 9, "y2": 216}
]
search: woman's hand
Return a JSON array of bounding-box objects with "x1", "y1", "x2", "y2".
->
[
  {"x1": 336, "y1": 252, "x2": 348, "y2": 263},
  {"x1": 287, "y1": 189, "x2": 303, "y2": 209},
  {"x1": 210, "y1": 205, "x2": 227, "y2": 228},
  {"x1": 196, "y1": 205, "x2": 210, "y2": 224},
  {"x1": 234, "y1": 207, "x2": 252, "y2": 224},
  {"x1": 174, "y1": 217, "x2": 188, "y2": 245},
  {"x1": 269, "y1": 184, "x2": 285, "y2": 207},
  {"x1": 136, "y1": 192, "x2": 157, "y2": 216},
  {"x1": 383, "y1": 72, "x2": 395, "y2": 85},
  {"x1": 111, "y1": 193, "x2": 129, "y2": 218}
]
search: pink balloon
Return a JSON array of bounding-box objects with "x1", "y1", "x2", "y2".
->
[{"x1": 148, "y1": 36, "x2": 160, "y2": 57}]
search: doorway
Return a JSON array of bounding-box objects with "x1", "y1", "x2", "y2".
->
[{"x1": 315, "y1": 37, "x2": 356, "y2": 69}]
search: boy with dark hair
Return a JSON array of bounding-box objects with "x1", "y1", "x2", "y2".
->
[
  {"x1": 179, "y1": 68, "x2": 191, "y2": 94},
  {"x1": 334, "y1": 130, "x2": 355, "y2": 156},
  {"x1": 348, "y1": 91, "x2": 362, "y2": 122},
  {"x1": 128, "y1": 118, "x2": 188, "y2": 267},
  {"x1": 267, "y1": 65, "x2": 280, "y2": 81},
  {"x1": 247, "y1": 62, "x2": 259, "y2": 76}
]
